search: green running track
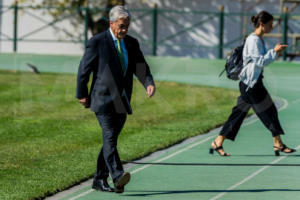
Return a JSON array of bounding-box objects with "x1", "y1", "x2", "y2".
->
[{"x1": 56, "y1": 58, "x2": 300, "y2": 200}]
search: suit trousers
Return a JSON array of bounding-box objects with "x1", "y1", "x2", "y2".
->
[
  {"x1": 220, "y1": 76, "x2": 284, "y2": 141},
  {"x1": 94, "y1": 112, "x2": 127, "y2": 183}
]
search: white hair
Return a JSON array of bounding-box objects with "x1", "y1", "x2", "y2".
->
[{"x1": 109, "y1": 6, "x2": 131, "y2": 22}]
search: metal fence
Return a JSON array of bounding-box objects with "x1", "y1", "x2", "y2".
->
[{"x1": 0, "y1": 4, "x2": 299, "y2": 60}]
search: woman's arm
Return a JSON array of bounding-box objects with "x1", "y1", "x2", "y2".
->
[{"x1": 248, "y1": 37, "x2": 277, "y2": 68}]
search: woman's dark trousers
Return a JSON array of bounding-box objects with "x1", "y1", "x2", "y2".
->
[{"x1": 220, "y1": 77, "x2": 284, "y2": 141}]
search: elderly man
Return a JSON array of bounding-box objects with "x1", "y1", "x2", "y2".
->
[{"x1": 76, "y1": 6, "x2": 155, "y2": 193}]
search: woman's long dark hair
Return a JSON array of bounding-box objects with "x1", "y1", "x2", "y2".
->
[{"x1": 251, "y1": 11, "x2": 273, "y2": 28}]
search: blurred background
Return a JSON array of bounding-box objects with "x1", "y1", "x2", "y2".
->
[
  {"x1": 0, "y1": 0, "x2": 299, "y2": 60},
  {"x1": 1, "y1": 1, "x2": 300, "y2": 200}
]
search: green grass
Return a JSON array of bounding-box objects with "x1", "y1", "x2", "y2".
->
[{"x1": 0, "y1": 70, "x2": 239, "y2": 200}]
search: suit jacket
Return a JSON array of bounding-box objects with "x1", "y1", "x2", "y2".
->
[{"x1": 76, "y1": 30, "x2": 154, "y2": 114}]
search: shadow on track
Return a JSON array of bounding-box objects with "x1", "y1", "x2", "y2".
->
[{"x1": 123, "y1": 189, "x2": 300, "y2": 197}]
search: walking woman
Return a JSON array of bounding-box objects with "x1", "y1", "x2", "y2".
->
[{"x1": 210, "y1": 11, "x2": 296, "y2": 157}]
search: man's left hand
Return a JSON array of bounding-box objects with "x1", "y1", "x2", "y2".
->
[{"x1": 147, "y1": 85, "x2": 155, "y2": 98}]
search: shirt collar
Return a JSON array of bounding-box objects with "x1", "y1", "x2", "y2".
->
[{"x1": 109, "y1": 28, "x2": 119, "y2": 42}]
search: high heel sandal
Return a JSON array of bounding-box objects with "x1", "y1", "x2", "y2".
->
[
  {"x1": 209, "y1": 141, "x2": 230, "y2": 156},
  {"x1": 273, "y1": 144, "x2": 296, "y2": 156}
]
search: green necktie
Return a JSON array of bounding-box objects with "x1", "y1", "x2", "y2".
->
[{"x1": 116, "y1": 39, "x2": 126, "y2": 72}]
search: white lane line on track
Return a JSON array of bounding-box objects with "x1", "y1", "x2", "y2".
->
[
  {"x1": 276, "y1": 96, "x2": 289, "y2": 112},
  {"x1": 69, "y1": 189, "x2": 94, "y2": 200},
  {"x1": 70, "y1": 97, "x2": 289, "y2": 200},
  {"x1": 69, "y1": 134, "x2": 217, "y2": 200},
  {"x1": 130, "y1": 134, "x2": 217, "y2": 174},
  {"x1": 209, "y1": 145, "x2": 300, "y2": 200}
]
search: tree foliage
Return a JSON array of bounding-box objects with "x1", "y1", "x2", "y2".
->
[{"x1": 17, "y1": 0, "x2": 125, "y2": 38}]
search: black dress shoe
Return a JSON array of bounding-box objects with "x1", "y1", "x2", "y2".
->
[
  {"x1": 92, "y1": 179, "x2": 114, "y2": 192},
  {"x1": 114, "y1": 172, "x2": 131, "y2": 193}
]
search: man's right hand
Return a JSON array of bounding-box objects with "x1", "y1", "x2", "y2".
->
[{"x1": 78, "y1": 98, "x2": 90, "y2": 108}]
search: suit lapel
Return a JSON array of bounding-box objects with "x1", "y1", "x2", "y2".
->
[{"x1": 105, "y1": 30, "x2": 124, "y2": 75}]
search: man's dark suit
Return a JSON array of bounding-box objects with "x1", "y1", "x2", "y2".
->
[{"x1": 76, "y1": 30, "x2": 154, "y2": 183}]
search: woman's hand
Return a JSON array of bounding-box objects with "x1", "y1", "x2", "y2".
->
[{"x1": 274, "y1": 44, "x2": 288, "y2": 53}]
